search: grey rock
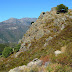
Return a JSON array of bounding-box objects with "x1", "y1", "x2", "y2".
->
[
  {"x1": 9, "y1": 65, "x2": 27, "y2": 72},
  {"x1": 54, "y1": 50, "x2": 62, "y2": 56},
  {"x1": 35, "y1": 29, "x2": 44, "y2": 40},
  {"x1": 27, "y1": 58, "x2": 43, "y2": 67}
]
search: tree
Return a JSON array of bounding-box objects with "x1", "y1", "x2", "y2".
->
[
  {"x1": 56, "y1": 4, "x2": 68, "y2": 13},
  {"x1": 2, "y1": 47, "x2": 13, "y2": 58}
]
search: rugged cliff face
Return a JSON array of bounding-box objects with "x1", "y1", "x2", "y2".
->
[{"x1": 15, "y1": 9, "x2": 72, "y2": 57}]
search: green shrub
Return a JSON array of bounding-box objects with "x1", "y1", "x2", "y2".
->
[
  {"x1": 56, "y1": 4, "x2": 68, "y2": 13},
  {"x1": 2, "y1": 47, "x2": 13, "y2": 58},
  {"x1": 14, "y1": 43, "x2": 21, "y2": 52}
]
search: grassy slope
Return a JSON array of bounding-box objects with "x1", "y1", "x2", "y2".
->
[{"x1": 0, "y1": 21, "x2": 72, "y2": 72}]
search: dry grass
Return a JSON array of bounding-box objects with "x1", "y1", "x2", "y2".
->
[{"x1": 0, "y1": 12, "x2": 72, "y2": 72}]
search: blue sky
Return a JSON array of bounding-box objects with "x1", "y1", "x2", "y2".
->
[{"x1": 0, "y1": 0, "x2": 72, "y2": 22}]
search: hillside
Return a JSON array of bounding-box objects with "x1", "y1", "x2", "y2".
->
[
  {"x1": 0, "y1": 8, "x2": 72, "y2": 72},
  {"x1": 0, "y1": 18, "x2": 37, "y2": 43}
]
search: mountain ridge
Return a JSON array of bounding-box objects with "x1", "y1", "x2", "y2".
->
[{"x1": 0, "y1": 18, "x2": 37, "y2": 43}]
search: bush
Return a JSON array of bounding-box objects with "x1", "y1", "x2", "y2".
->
[
  {"x1": 56, "y1": 4, "x2": 68, "y2": 13},
  {"x1": 14, "y1": 43, "x2": 21, "y2": 52},
  {"x1": 2, "y1": 47, "x2": 13, "y2": 58}
]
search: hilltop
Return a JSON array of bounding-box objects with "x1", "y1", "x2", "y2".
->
[{"x1": 0, "y1": 8, "x2": 72, "y2": 72}]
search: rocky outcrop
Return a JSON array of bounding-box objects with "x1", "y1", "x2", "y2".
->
[
  {"x1": 9, "y1": 65, "x2": 27, "y2": 72},
  {"x1": 27, "y1": 58, "x2": 43, "y2": 67},
  {"x1": 14, "y1": 9, "x2": 72, "y2": 58},
  {"x1": 9, "y1": 58, "x2": 52, "y2": 72},
  {"x1": 9, "y1": 58, "x2": 43, "y2": 72}
]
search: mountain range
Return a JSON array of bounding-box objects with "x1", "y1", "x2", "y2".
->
[{"x1": 0, "y1": 18, "x2": 37, "y2": 43}]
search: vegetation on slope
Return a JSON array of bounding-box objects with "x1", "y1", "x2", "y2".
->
[
  {"x1": 0, "y1": 5, "x2": 72, "y2": 72},
  {"x1": 0, "y1": 21, "x2": 72, "y2": 72},
  {"x1": 2, "y1": 47, "x2": 13, "y2": 58},
  {"x1": 56, "y1": 4, "x2": 68, "y2": 13}
]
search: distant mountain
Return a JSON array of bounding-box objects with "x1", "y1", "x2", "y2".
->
[{"x1": 0, "y1": 18, "x2": 37, "y2": 43}]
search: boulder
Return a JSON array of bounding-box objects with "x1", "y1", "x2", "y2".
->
[
  {"x1": 54, "y1": 50, "x2": 62, "y2": 56},
  {"x1": 9, "y1": 65, "x2": 27, "y2": 72},
  {"x1": 27, "y1": 58, "x2": 43, "y2": 67}
]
